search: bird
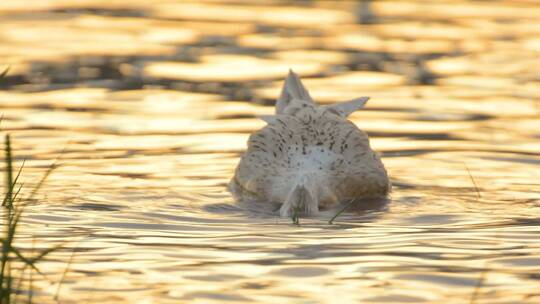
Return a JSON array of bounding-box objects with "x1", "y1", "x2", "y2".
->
[{"x1": 229, "y1": 70, "x2": 390, "y2": 218}]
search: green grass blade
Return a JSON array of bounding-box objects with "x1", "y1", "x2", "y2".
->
[
  {"x1": 25, "y1": 163, "x2": 58, "y2": 203},
  {"x1": 25, "y1": 145, "x2": 67, "y2": 204},
  {"x1": 291, "y1": 206, "x2": 300, "y2": 225},
  {"x1": 29, "y1": 244, "x2": 64, "y2": 266},
  {"x1": 11, "y1": 183, "x2": 24, "y2": 204},
  {"x1": 1, "y1": 191, "x2": 8, "y2": 207},
  {"x1": 1, "y1": 114, "x2": 63, "y2": 303},
  {"x1": 0, "y1": 237, "x2": 9, "y2": 298},
  {"x1": 3, "y1": 135, "x2": 14, "y2": 208},
  {"x1": 9, "y1": 248, "x2": 41, "y2": 275},
  {"x1": 11, "y1": 159, "x2": 25, "y2": 189},
  {"x1": 0, "y1": 67, "x2": 9, "y2": 79},
  {"x1": 54, "y1": 242, "x2": 78, "y2": 302},
  {"x1": 7, "y1": 209, "x2": 24, "y2": 242},
  {"x1": 328, "y1": 199, "x2": 356, "y2": 224},
  {"x1": 9, "y1": 159, "x2": 27, "y2": 206}
]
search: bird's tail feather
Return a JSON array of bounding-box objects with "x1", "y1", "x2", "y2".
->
[{"x1": 279, "y1": 175, "x2": 318, "y2": 218}]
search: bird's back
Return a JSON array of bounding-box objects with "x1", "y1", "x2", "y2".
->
[{"x1": 230, "y1": 70, "x2": 390, "y2": 217}]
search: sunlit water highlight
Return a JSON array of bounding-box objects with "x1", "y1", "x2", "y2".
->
[{"x1": 0, "y1": 1, "x2": 539, "y2": 303}]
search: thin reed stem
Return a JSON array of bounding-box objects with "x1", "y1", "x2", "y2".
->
[
  {"x1": 465, "y1": 164, "x2": 481, "y2": 200},
  {"x1": 328, "y1": 199, "x2": 355, "y2": 224}
]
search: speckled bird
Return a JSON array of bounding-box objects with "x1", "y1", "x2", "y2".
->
[{"x1": 230, "y1": 70, "x2": 390, "y2": 218}]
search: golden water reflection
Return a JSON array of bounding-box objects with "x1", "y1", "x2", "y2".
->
[{"x1": 0, "y1": 0, "x2": 539, "y2": 303}]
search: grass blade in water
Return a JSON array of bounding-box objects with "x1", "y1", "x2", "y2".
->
[{"x1": 328, "y1": 199, "x2": 355, "y2": 224}]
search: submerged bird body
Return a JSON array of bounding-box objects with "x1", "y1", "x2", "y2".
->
[{"x1": 230, "y1": 71, "x2": 389, "y2": 217}]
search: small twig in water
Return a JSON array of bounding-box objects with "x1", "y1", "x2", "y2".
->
[
  {"x1": 465, "y1": 163, "x2": 481, "y2": 200},
  {"x1": 469, "y1": 264, "x2": 488, "y2": 304},
  {"x1": 328, "y1": 199, "x2": 355, "y2": 224}
]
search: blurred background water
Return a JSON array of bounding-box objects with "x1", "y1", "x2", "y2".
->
[{"x1": 0, "y1": 0, "x2": 539, "y2": 303}]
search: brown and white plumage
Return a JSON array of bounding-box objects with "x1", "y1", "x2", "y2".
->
[{"x1": 230, "y1": 70, "x2": 390, "y2": 218}]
